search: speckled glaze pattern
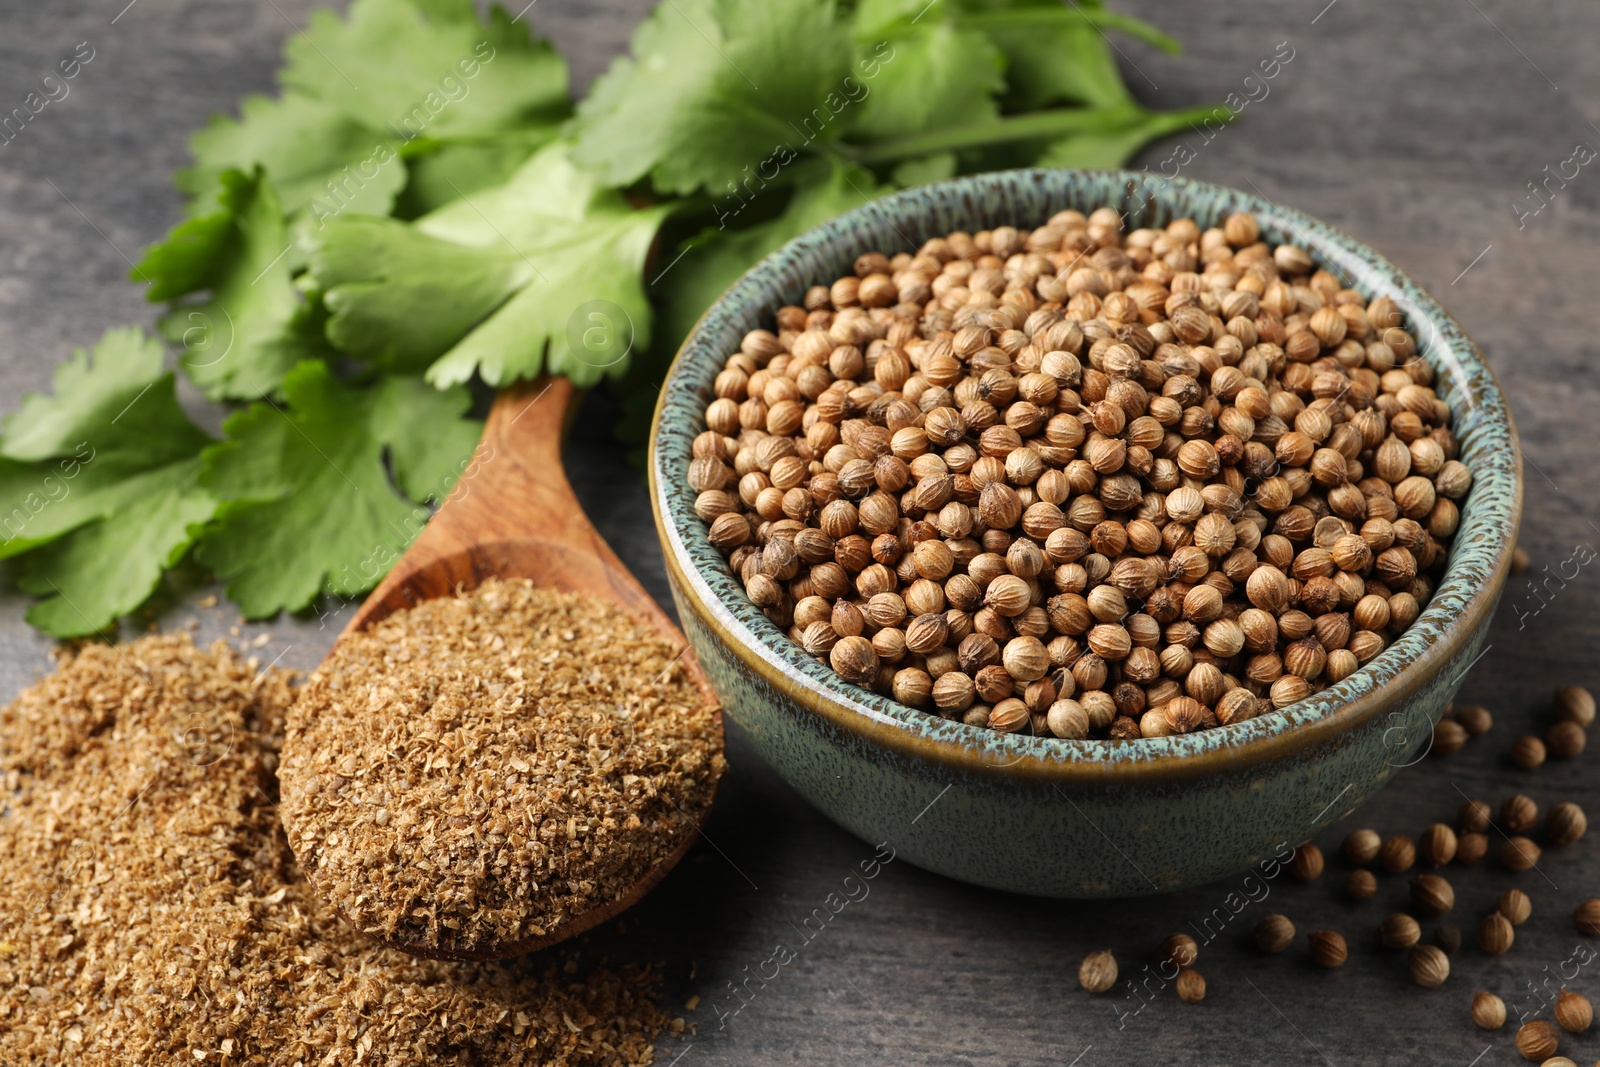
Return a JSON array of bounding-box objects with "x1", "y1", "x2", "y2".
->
[{"x1": 649, "y1": 169, "x2": 1523, "y2": 897}]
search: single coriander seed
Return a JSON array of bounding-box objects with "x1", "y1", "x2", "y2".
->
[
  {"x1": 1554, "y1": 990, "x2": 1593, "y2": 1033},
  {"x1": 1420, "y1": 823, "x2": 1457, "y2": 867},
  {"x1": 1175, "y1": 968, "x2": 1206, "y2": 1004},
  {"x1": 1255, "y1": 913, "x2": 1295, "y2": 953},
  {"x1": 1289, "y1": 843, "x2": 1325, "y2": 882},
  {"x1": 1511, "y1": 735, "x2": 1547, "y2": 770},
  {"x1": 1432, "y1": 718, "x2": 1468, "y2": 756},
  {"x1": 1545, "y1": 801, "x2": 1587, "y2": 846},
  {"x1": 1456, "y1": 704, "x2": 1493, "y2": 736},
  {"x1": 1412, "y1": 873, "x2": 1455, "y2": 914},
  {"x1": 1502, "y1": 794, "x2": 1539, "y2": 833},
  {"x1": 1433, "y1": 924, "x2": 1462, "y2": 954},
  {"x1": 1515, "y1": 1019, "x2": 1559, "y2": 1061},
  {"x1": 1459, "y1": 799, "x2": 1493, "y2": 834},
  {"x1": 1380, "y1": 913, "x2": 1421, "y2": 949},
  {"x1": 1456, "y1": 832, "x2": 1489, "y2": 864},
  {"x1": 1380, "y1": 834, "x2": 1416, "y2": 873},
  {"x1": 1343, "y1": 828, "x2": 1381, "y2": 866},
  {"x1": 1500, "y1": 836, "x2": 1541, "y2": 872},
  {"x1": 1478, "y1": 912, "x2": 1515, "y2": 955},
  {"x1": 1308, "y1": 930, "x2": 1347, "y2": 968},
  {"x1": 1573, "y1": 899, "x2": 1600, "y2": 936},
  {"x1": 1079, "y1": 949, "x2": 1118, "y2": 993},
  {"x1": 1499, "y1": 888, "x2": 1533, "y2": 925},
  {"x1": 1409, "y1": 943, "x2": 1449, "y2": 988},
  {"x1": 1472, "y1": 990, "x2": 1507, "y2": 1030},
  {"x1": 1546, "y1": 720, "x2": 1586, "y2": 759},
  {"x1": 1345, "y1": 868, "x2": 1378, "y2": 901},
  {"x1": 1553, "y1": 685, "x2": 1596, "y2": 726},
  {"x1": 1160, "y1": 933, "x2": 1198, "y2": 969}
]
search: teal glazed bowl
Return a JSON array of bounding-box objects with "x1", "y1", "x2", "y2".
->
[{"x1": 648, "y1": 169, "x2": 1523, "y2": 897}]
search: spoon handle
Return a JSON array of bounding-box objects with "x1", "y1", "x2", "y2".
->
[{"x1": 346, "y1": 377, "x2": 667, "y2": 635}]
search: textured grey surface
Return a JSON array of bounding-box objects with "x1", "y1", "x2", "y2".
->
[{"x1": 2, "y1": 1, "x2": 1598, "y2": 1064}]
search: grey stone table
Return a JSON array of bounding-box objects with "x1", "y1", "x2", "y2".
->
[{"x1": 3, "y1": 2, "x2": 1599, "y2": 1063}]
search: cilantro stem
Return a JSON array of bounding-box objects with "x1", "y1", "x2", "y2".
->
[
  {"x1": 953, "y1": 8, "x2": 1182, "y2": 54},
  {"x1": 842, "y1": 104, "x2": 1229, "y2": 167}
]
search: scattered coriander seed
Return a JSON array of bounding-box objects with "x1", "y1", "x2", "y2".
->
[
  {"x1": 1079, "y1": 950, "x2": 1118, "y2": 993},
  {"x1": 1511, "y1": 545, "x2": 1531, "y2": 573},
  {"x1": 1554, "y1": 685, "x2": 1596, "y2": 726},
  {"x1": 1346, "y1": 868, "x2": 1378, "y2": 900},
  {"x1": 1412, "y1": 873, "x2": 1455, "y2": 914},
  {"x1": 1456, "y1": 704, "x2": 1493, "y2": 736},
  {"x1": 1512, "y1": 736, "x2": 1548, "y2": 770},
  {"x1": 1432, "y1": 718, "x2": 1468, "y2": 756},
  {"x1": 1380, "y1": 913, "x2": 1422, "y2": 949},
  {"x1": 1410, "y1": 944, "x2": 1450, "y2": 988},
  {"x1": 1309, "y1": 930, "x2": 1348, "y2": 968},
  {"x1": 700, "y1": 212, "x2": 1467, "y2": 736},
  {"x1": 1499, "y1": 888, "x2": 1533, "y2": 925},
  {"x1": 1516, "y1": 1019, "x2": 1560, "y2": 1062},
  {"x1": 1555, "y1": 990, "x2": 1593, "y2": 1033},
  {"x1": 1459, "y1": 799, "x2": 1493, "y2": 834},
  {"x1": 1289, "y1": 843, "x2": 1325, "y2": 882},
  {"x1": 1546, "y1": 720, "x2": 1586, "y2": 759},
  {"x1": 1479, "y1": 912, "x2": 1515, "y2": 955},
  {"x1": 1456, "y1": 832, "x2": 1489, "y2": 864},
  {"x1": 1343, "y1": 828, "x2": 1382, "y2": 866},
  {"x1": 1433, "y1": 924, "x2": 1462, "y2": 954},
  {"x1": 1420, "y1": 823, "x2": 1458, "y2": 867},
  {"x1": 1160, "y1": 933, "x2": 1199, "y2": 969},
  {"x1": 1473, "y1": 991, "x2": 1508, "y2": 1030},
  {"x1": 1175, "y1": 968, "x2": 1206, "y2": 1004},
  {"x1": 1573, "y1": 899, "x2": 1600, "y2": 936},
  {"x1": 1381, "y1": 834, "x2": 1417, "y2": 873},
  {"x1": 1502, "y1": 794, "x2": 1540, "y2": 834},
  {"x1": 1538, "y1": 1056, "x2": 1576, "y2": 1067},
  {"x1": 1546, "y1": 802, "x2": 1587, "y2": 846},
  {"x1": 1256, "y1": 913, "x2": 1296, "y2": 953},
  {"x1": 1501, "y1": 836, "x2": 1542, "y2": 872}
]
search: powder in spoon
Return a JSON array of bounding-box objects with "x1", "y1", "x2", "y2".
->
[
  {"x1": 279, "y1": 578, "x2": 725, "y2": 958},
  {"x1": 0, "y1": 634, "x2": 671, "y2": 1065}
]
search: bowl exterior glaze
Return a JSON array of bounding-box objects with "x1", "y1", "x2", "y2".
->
[{"x1": 650, "y1": 169, "x2": 1522, "y2": 897}]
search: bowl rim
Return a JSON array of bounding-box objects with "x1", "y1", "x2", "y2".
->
[{"x1": 649, "y1": 167, "x2": 1523, "y2": 784}]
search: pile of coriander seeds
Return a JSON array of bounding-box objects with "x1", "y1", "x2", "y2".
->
[{"x1": 691, "y1": 207, "x2": 1471, "y2": 739}]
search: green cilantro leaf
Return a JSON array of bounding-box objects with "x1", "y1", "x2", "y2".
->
[
  {"x1": 281, "y1": 0, "x2": 568, "y2": 140},
  {"x1": 195, "y1": 361, "x2": 481, "y2": 617},
  {"x1": 0, "y1": 328, "x2": 216, "y2": 636},
  {"x1": 846, "y1": 23, "x2": 1005, "y2": 142},
  {"x1": 134, "y1": 168, "x2": 334, "y2": 400},
  {"x1": 571, "y1": 0, "x2": 853, "y2": 195},
  {"x1": 953, "y1": 0, "x2": 1132, "y2": 110},
  {"x1": 393, "y1": 135, "x2": 548, "y2": 217},
  {"x1": 179, "y1": 95, "x2": 407, "y2": 220},
  {"x1": 1034, "y1": 103, "x2": 1229, "y2": 168},
  {"x1": 308, "y1": 142, "x2": 670, "y2": 388}
]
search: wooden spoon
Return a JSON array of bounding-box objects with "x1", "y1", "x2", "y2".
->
[{"x1": 296, "y1": 377, "x2": 722, "y2": 961}]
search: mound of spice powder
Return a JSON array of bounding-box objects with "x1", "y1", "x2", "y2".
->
[
  {"x1": 0, "y1": 634, "x2": 672, "y2": 1066},
  {"x1": 279, "y1": 578, "x2": 724, "y2": 959}
]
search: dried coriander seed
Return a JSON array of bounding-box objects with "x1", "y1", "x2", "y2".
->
[
  {"x1": 1456, "y1": 832, "x2": 1489, "y2": 864},
  {"x1": 1459, "y1": 799, "x2": 1493, "y2": 834},
  {"x1": 1573, "y1": 899, "x2": 1600, "y2": 936},
  {"x1": 1160, "y1": 933, "x2": 1199, "y2": 969},
  {"x1": 1343, "y1": 828, "x2": 1381, "y2": 866},
  {"x1": 1289, "y1": 843, "x2": 1325, "y2": 881},
  {"x1": 1309, "y1": 930, "x2": 1348, "y2": 968},
  {"x1": 1554, "y1": 685, "x2": 1596, "y2": 726},
  {"x1": 1433, "y1": 924, "x2": 1462, "y2": 954},
  {"x1": 1479, "y1": 912, "x2": 1515, "y2": 955},
  {"x1": 1516, "y1": 1019, "x2": 1560, "y2": 1061},
  {"x1": 1256, "y1": 913, "x2": 1296, "y2": 953},
  {"x1": 1079, "y1": 949, "x2": 1118, "y2": 993},
  {"x1": 1546, "y1": 802, "x2": 1587, "y2": 846},
  {"x1": 1502, "y1": 794, "x2": 1539, "y2": 833},
  {"x1": 1555, "y1": 990, "x2": 1593, "y2": 1033},
  {"x1": 1420, "y1": 823, "x2": 1457, "y2": 867},
  {"x1": 1380, "y1": 834, "x2": 1417, "y2": 873},
  {"x1": 1499, "y1": 888, "x2": 1533, "y2": 926},
  {"x1": 1380, "y1": 913, "x2": 1422, "y2": 949},
  {"x1": 1546, "y1": 720, "x2": 1586, "y2": 759},
  {"x1": 1345, "y1": 868, "x2": 1378, "y2": 900},
  {"x1": 1511, "y1": 735, "x2": 1548, "y2": 770},
  {"x1": 1500, "y1": 836, "x2": 1542, "y2": 872},
  {"x1": 1455, "y1": 704, "x2": 1493, "y2": 735},
  {"x1": 1473, "y1": 991, "x2": 1508, "y2": 1030},
  {"x1": 1175, "y1": 968, "x2": 1207, "y2": 1004},
  {"x1": 1410, "y1": 944, "x2": 1450, "y2": 988},
  {"x1": 1432, "y1": 718, "x2": 1468, "y2": 755}
]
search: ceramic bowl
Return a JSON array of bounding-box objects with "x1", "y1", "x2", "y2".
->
[{"x1": 648, "y1": 169, "x2": 1522, "y2": 898}]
